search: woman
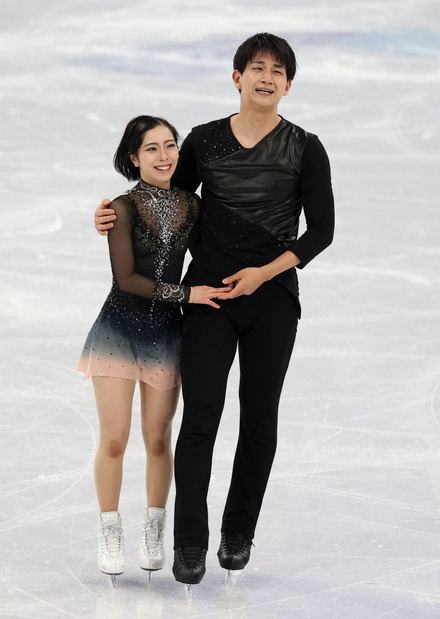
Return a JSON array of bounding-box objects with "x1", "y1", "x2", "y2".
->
[{"x1": 78, "y1": 115, "x2": 228, "y2": 584}]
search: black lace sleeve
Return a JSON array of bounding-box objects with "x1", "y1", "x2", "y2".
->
[{"x1": 108, "y1": 197, "x2": 190, "y2": 303}]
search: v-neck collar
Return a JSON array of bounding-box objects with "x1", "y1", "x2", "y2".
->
[{"x1": 226, "y1": 114, "x2": 285, "y2": 150}]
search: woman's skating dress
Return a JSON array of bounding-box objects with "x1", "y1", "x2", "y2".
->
[{"x1": 78, "y1": 180, "x2": 200, "y2": 390}]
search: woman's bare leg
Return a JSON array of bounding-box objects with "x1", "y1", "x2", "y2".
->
[
  {"x1": 139, "y1": 382, "x2": 180, "y2": 508},
  {"x1": 92, "y1": 376, "x2": 136, "y2": 512}
]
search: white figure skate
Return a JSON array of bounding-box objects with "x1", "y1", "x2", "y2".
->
[
  {"x1": 138, "y1": 507, "x2": 166, "y2": 581},
  {"x1": 97, "y1": 512, "x2": 125, "y2": 587}
]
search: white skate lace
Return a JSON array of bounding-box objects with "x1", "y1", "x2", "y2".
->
[
  {"x1": 140, "y1": 515, "x2": 165, "y2": 556},
  {"x1": 101, "y1": 523, "x2": 124, "y2": 558}
]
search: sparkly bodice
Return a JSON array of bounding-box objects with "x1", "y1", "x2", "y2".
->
[{"x1": 107, "y1": 181, "x2": 200, "y2": 303}]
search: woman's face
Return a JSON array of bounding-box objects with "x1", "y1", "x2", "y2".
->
[{"x1": 130, "y1": 125, "x2": 178, "y2": 189}]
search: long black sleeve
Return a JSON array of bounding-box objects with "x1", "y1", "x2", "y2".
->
[
  {"x1": 287, "y1": 137, "x2": 335, "y2": 268},
  {"x1": 171, "y1": 132, "x2": 201, "y2": 192}
]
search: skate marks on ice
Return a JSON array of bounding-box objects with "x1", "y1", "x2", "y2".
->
[
  {"x1": 0, "y1": 395, "x2": 97, "y2": 534},
  {"x1": 93, "y1": 581, "x2": 168, "y2": 619}
]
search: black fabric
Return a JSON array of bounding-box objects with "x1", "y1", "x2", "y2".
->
[
  {"x1": 79, "y1": 181, "x2": 201, "y2": 385},
  {"x1": 193, "y1": 117, "x2": 312, "y2": 244},
  {"x1": 172, "y1": 116, "x2": 334, "y2": 300},
  {"x1": 174, "y1": 282, "x2": 298, "y2": 548},
  {"x1": 108, "y1": 182, "x2": 200, "y2": 303},
  {"x1": 172, "y1": 114, "x2": 334, "y2": 549}
]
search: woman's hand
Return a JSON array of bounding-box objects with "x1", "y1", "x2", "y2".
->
[
  {"x1": 189, "y1": 285, "x2": 232, "y2": 308},
  {"x1": 95, "y1": 199, "x2": 116, "y2": 236},
  {"x1": 217, "y1": 267, "x2": 268, "y2": 300}
]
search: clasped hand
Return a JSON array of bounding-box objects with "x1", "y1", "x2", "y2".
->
[
  {"x1": 217, "y1": 268, "x2": 267, "y2": 300},
  {"x1": 189, "y1": 285, "x2": 232, "y2": 309},
  {"x1": 190, "y1": 267, "x2": 266, "y2": 307}
]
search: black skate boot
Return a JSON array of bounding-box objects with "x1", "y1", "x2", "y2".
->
[
  {"x1": 217, "y1": 531, "x2": 252, "y2": 571},
  {"x1": 172, "y1": 546, "x2": 207, "y2": 585}
]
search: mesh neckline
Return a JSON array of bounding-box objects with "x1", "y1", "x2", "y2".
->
[{"x1": 135, "y1": 179, "x2": 177, "y2": 195}]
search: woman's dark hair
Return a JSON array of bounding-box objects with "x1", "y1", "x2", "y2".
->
[
  {"x1": 114, "y1": 115, "x2": 179, "y2": 181},
  {"x1": 233, "y1": 32, "x2": 297, "y2": 82}
]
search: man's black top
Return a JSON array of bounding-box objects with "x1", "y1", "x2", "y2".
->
[{"x1": 172, "y1": 115, "x2": 334, "y2": 310}]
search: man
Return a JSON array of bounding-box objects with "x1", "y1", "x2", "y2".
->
[{"x1": 95, "y1": 33, "x2": 334, "y2": 586}]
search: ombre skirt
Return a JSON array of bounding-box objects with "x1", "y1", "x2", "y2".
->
[{"x1": 78, "y1": 285, "x2": 182, "y2": 390}]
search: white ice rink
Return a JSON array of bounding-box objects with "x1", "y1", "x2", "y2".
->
[{"x1": 1, "y1": 1, "x2": 440, "y2": 617}]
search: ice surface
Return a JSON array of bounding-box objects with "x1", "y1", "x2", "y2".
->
[{"x1": 1, "y1": 1, "x2": 440, "y2": 617}]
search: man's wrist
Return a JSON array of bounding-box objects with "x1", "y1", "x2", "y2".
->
[{"x1": 259, "y1": 265, "x2": 273, "y2": 282}]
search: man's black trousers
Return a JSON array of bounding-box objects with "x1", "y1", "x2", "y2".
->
[{"x1": 174, "y1": 281, "x2": 299, "y2": 548}]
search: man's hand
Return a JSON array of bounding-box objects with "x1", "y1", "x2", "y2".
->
[
  {"x1": 217, "y1": 267, "x2": 268, "y2": 300},
  {"x1": 95, "y1": 199, "x2": 116, "y2": 236},
  {"x1": 189, "y1": 285, "x2": 233, "y2": 308}
]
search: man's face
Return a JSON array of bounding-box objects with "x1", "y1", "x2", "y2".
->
[{"x1": 232, "y1": 52, "x2": 292, "y2": 109}]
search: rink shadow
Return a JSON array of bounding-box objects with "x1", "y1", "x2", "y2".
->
[
  {"x1": 94, "y1": 578, "x2": 166, "y2": 618},
  {"x1": 92, "y1": 569, "x2": 252, "y2": 618},
  {"x1": 92, "y1": 574, "x2": 196, "y2": 618}
]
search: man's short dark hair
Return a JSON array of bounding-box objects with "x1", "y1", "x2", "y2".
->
[{"x1": 233, "y1": 33, "x2": 297, "y2": 81}]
